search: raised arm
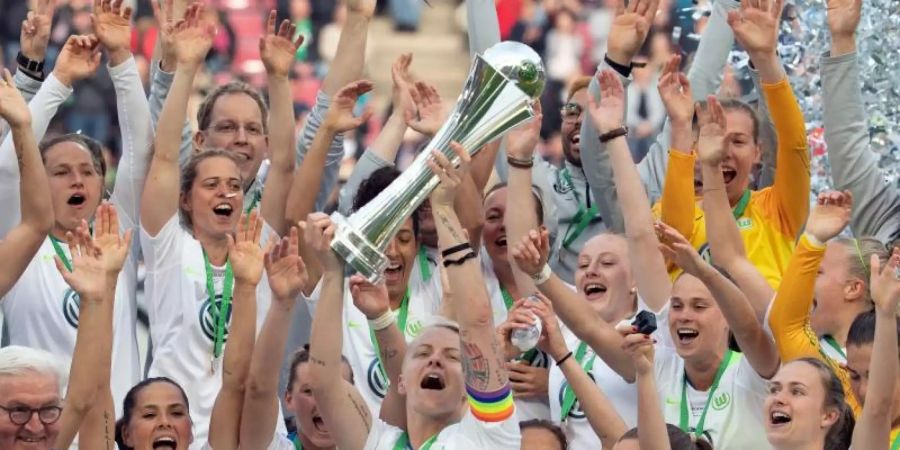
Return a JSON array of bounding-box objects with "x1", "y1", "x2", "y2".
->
[
  {"x1": 349, "y1": 275, "x2": 408, "y2": 428},
  {"x1": 259, "y1": 11, "x2": 303, "y2": 235},
  {"x1": 580, "y1": 0, "x2": 658, "y2": 234},
  {"x1": 0, "y1": 34, "x2": 97, "y2": 236},
  {"x1": 697, "y1": 96, "x2": 774, "y2": 321},
  {"x1": 287, "y1": 80, "x2": 373, "y2": 293},
  {"x1": 208, "y1": 212, "x2": 265, "y2": 450},
  {"x1": 586, "y1": 70, "x2": 671, "y2": 313},
  {"x1": 822, "y1": 0, "x2": 899, "y2": 243},
  {"x1": 729, "y1": 0, "x2": 809, "y2": 235},
  {"x1": 53, "y1": 204, "x2": 131, "y2": 450},
  {"x1": 767, "y1": 191, "x2": 861, "y2": 411},
  {"x1": 466, "y1": 0, "x2": 501, "y2": 57},
  {"x1": 534, "y1": 296, "x2": 628, "y2": 448},
  {"x1": 504, "y1": 109, "x2": 544, "y2": 297},
  {"x1": 305, "y1": 213, "x2": 373, "y2": 450},
  {"x1": 621, "y1": 330, "x2": 672, "y2": 450},
  {"x1": 656, "y1": 222, "x2": 779, "y2": 378},
  {"x1": 93, "y1": 0, "x2": 154, "y2": 228},
  {"x1": 851, "y1": 247, "x2": 900, "y2": 448},
  {"x1": 656, "y1": 54, "x2": 697, "y2": 242},
  {"x1": 140, "y1": 2, "x2": 215, "y2": 236},
  {"x1": 239, "y1": 227, "x2": 307, "y2": 449},
  {"x1": 0, "y1": 69, "x2": 53, "y2": 298},
  {"x1": 511, "y1": 229, "x2": 635, "y2": 381},
  {"x1": 12, "y1": 0, "x2": 55, "y2": 104}
]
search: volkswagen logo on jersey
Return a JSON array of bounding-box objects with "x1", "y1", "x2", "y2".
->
[
  {"x1": 199, "y1": 294, "x2": 233, "y2": 343},
  {"x1": 62, "y1": 288, "x2": 81, "y2": 329},
  {"x1": 367, "y1": 358, "x2": 389, "y2": 399},
  {"x1": 558, "y1": 371, "x2": 596, "y2": 419}
]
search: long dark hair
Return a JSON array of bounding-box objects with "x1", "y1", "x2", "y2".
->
[
  {"x1": 115, "y1": 377, "x2": 191, "y2": 450},
  {"x1": 619, "y1": 424, "x2": 713, "y2": 450}
]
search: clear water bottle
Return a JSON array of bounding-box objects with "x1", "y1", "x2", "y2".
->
[{"x1": 510, "y1": 295, "x2": 543, "y2": 352}]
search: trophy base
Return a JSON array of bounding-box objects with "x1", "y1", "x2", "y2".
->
[{"x1": 329, "y1": 212, "x2": 388, "y2": 284}]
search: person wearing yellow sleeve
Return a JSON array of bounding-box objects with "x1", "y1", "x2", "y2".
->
[
  {"x1": 653, "y1": 7, "x2": 811, "y2": 289},
  {"x1": 767, "y1": 191, "x2": 866, "y2": 416}
]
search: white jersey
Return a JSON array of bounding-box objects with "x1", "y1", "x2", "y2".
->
[
  {"x1": 140, "y1": 215, "x2": 285, "y2": 450},
  {"x1": 479, "y1": 248, "x2": 551, "y2": 422},
  {"x1": 653, "y1": 304, "x2": 771, "y2": 450},
  {"x1": 303, "y1": 257, "x2": 443, "y2": 416},
  {"x1": 548, "y1": 325, "x2": 638, "y2": 450},
  {"x1": 364, "y1": 409, "x2": 521, "y2": 450},
  {"x1": 1, "y1": 223, "x2": 140, "y2": 419}
]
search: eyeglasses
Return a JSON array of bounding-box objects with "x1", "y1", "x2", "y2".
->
[
  {"x1": 0, "y1": 405, "x2": 63, "y2": 426},
  {"x1": 208, "y1": 121, "x2": 265, "y2": 137},
  {"x1": 560, "y1": 103, "x2": 584, "y2": 122}
]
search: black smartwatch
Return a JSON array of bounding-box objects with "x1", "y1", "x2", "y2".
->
[{"x1": 16, "y1": 52, "x2": 45, "y2": 81}]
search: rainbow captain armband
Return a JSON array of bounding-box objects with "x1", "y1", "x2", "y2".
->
[{"x1": 467, "y1": 384, "x2": 515, "y2": 422}]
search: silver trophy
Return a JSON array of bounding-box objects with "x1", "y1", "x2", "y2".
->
[{"x1": 330, "y1": 41, "x2": 546, "y2": 282}]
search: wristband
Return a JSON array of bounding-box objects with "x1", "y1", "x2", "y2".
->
[
  {"x1": 441, "y1": 242, "x2": 472, "y2": 258},
  {"x1": 442, "y1": 251, "x2": 477, "y2": 267},
  {"x1": 507, "y1": 155, "x2": 534, "y2": 169},
  {"x1": 604, "y1": 55, "x2": 633, "y2": 78},
  {"x1": 368, "y1": 310, "x2": 396, "y2": 331},
  {"x1": 555, "y1": 351, "x2": 574, "y2": 366},
  {"x1": 531, "y1": 264, "x2": 552, "y2": 285},
  {"x1": 599, "y1": 126, "x2": 629, "y2": 143}
]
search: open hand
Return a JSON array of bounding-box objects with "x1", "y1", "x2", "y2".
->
[
  {"x1": 655, "y1": 221, "x2": 709, "y2": 277},
  {"x1": 324, "y1": 80, "x2": 374, "y2": 133},
  {"x1": 870, "y1": 247, "x2": 900, "y2": 314},
  {"x1": 510, "y1": 228, "x2": 551, "y2": 277},
  {"x1": 0, "y1": 69, "x2": 32, "y2": 127},
  {"x1": 171, "y1": 2, "x2": 217, "y2": 68},
  {"x1": 20, "y1": 0, "x2": 55, "y2": 62},
  {"x1": 586, "y1": 70, "x2": 626, "y2": 134},
  {"x1": 805, "y1": 191, "x2": 852, "y2": 243},
  {"x1": 92, "y1": 0, "x2": 134, "y2": 65},
  {"x1": 504, "y1": 101, "x2": 543, "y2": 160},
  {"x1": 406, "y1": 81, "x2": 446, "y2": 136},
  {"x1": 55, "y1": 204, "x2": 132, "y2": 300},
  {"x1": 260, "y1": 10, "x2": 304, "y2": 79},
  {"x1": 826, "y1": 0, "x2": 861, "y2": 41},
  {"x1": 606, "y1": 0, "x2": 660, "y2": 65},
  {"x1": 151, "y1": 0, "x2": 178, "y2": 71},
  {"x1": 727, "y1": 0, "x2": 784, "y2": 57},
  {"x1": 53, "y1": 35, "x2": 102, "y2": 87},
  {"x1": 696, "y1": 95, "x2": 727, "y2": 166},
  {"x1": 228, "y1": 211, "x2": 265, "y2": 286},
  {"x1": 90, "y1": 202, "x2": 133, "y2": 276},
  {"x1": 427, "y1": 142, "x2": 471, "y2": 209},
  {"x1": 657, "y1": 54, "x2": 694, "y2": 125},
  {"x1": 266, "y1": 226, "x2": 308, "y2": 301},
  {"x1": 349, "y1": 274, "x2": 391, "y2": 319},
  {"x1": 391, "y1": 53, "x2": 415, "y2": 118}
]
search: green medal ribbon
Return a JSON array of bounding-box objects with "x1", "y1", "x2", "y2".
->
[
  {"x1": 891, "y1": 433, "x2": 900, "y2": 450},
  {"x1": 369, "y1": 289, "x2": 411, "y2": 382},
  {"x1": 679, "y1": 350, "x2": 739, "y2": 438},
  {"x1": 560, "y1": 169, "x2": 598, "y2": 249},
  {"x1": 417, "y1": 246, "x2": 432, "y2": 282},
  {"x1": 203, "y1": 251, "x2": 233, "y2": 360},
  {"x1": 50, "y1": 236, "x2": 72, "y2": 272},
  {"x1": 290, "y1": 433, "x2": 302, "y2": 450},
  {"x1": 822, "y1": 335, "x2": 847, "y2": 360},
  {"x1": 731, "y1": 189, "x2": 751, "y2": 220},
  {"x1": 394, "y1": 432, "x2": 438, "y2": 450},
  {"x1": 560, "y1": 341, "x2": 596, "y2": 421}
]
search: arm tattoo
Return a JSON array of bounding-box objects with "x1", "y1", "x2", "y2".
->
[
  {"x1": 381, "y1": 347, "x2": 399, "y2": 360},
  {"x1": 348, "y1": 391, "x2": 373, "y2": 429},
  {"x1": 310, "y1": 356, "x2": 327, "y2": 367},
  {"x1": 462, "y1": 341, "x2": 491, "y2": 391},
  {"x1": 435, "y1": 210, "x2": 465, "y2": 242}
]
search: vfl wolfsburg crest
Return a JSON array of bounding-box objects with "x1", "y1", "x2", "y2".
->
[
  {"x1": 62, "y1": 288, "x2": 81, "y2": 328},
  {"x1": 367, "y1": 358, "x2": 389, "y2": 399},
  {"x1": 406, "y1": 319, "x2": 424, "y2": 338},
  {"x1": 558, "y1": 371, "x2": 596, "y2": 419},
  {"x1": 199, "y1": 295, "x2": 233, "y2": 343},
  {"x1": 711, "y1": 392, "x2": 731, "y2": 411},
  {"x1": 698, "y1": 243, "x2": 713, "y2": 265}
]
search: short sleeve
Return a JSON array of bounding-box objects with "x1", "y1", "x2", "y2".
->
[
  {"x1": 363, "y1": 418, "x2": 404, "y2": 450},
  {"x1": 456, "y1": 407, "x2": 522, "y2": 449},
  {"x1": 140, "y1": 214, "x2": 183, "y2": 273}
]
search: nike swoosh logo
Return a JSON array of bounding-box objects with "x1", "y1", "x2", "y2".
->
[
  {"x1": 665, "y1": 397, "x2": 680, "y2": 405},
  {"x1": 348, "y1": 321, "x2": 363, "y2": 328}
]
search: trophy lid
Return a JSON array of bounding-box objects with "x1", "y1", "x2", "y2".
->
[{"x1": 482, "y1": 41, "x2": 546, "y2": 100}]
